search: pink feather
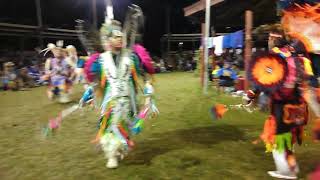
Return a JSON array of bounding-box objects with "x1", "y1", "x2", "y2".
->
[
  {"x1": 133, "y1": 44, "x2": 155, "y2": 74},
  {"x1": 84, "y1": 53, "x2": 100, "y2": 83},
  {"x1": 49, "y1": 119, "x2": 59, "y2": 129},
  {"x1": 137, "y1": 107, "x2": 149, "y2": 119},
  {"x1": 284, "y1": 57, "x2": 297, "y2": 87}
]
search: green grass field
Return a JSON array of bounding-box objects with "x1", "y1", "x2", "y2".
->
[{"x1": 0, "y1": 72, "x2": 319, "y2": 180}]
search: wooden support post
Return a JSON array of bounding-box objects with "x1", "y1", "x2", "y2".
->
[
  {"x1": 203, "y1": 0, "x2": 211, "y2": 94},
  {"x1": 244, "y1": 10, "x2": 253, "y2": 91},
  {"x1": 201, "y1": 23, "x2": 205, "y2": 86},
  {"x1": 183, "y1": 0, "x2": 224, "y2": 91},
  {"x1": 35, "y1": 0, "x2": 43, "y2": 48}
]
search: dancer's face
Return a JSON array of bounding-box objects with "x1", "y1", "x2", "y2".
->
[
  {"x1": 53, "y1": 49, "x2": 64, "y2": 59},
  {"x1": 110, "y1": 29, "x2": 123, "y2": 51},
  {"x1": 111, "y1": 36, "x2": 123, "y2": 50},
  {"x1": 268, "y1": 33, "x2": 283, "y2": 49}
]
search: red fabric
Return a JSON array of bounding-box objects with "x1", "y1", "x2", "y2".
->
[
  {"x1": 236, "y1": 78, "x2": 245, "y2": 91},
  {"x1": 272, "y1": 88, "x2": 296, "y2": 101}
]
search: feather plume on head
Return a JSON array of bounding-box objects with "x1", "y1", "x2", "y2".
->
[
  {"x1": 56, "y1": 40, "x2": 64, "y2": 48},
  {"x1": 100, "y1": 0, "x2": 123, "y2": 50},
  {"x1": 105, "y1": 0, "x2": 114, "y2": 24},
  {"x1": 40, "y1": 41, "x2": 66, "y2": 57}
]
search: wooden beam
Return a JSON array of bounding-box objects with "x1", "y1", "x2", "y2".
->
[
  {"x1": 244, "y1": 10, "x2": 253, "y2": 91},
  {"x1": 47, "y1": 28, "x2": 78, "y2": 33},
  {"x1": 0, "y1": 32, "x2": 78, "y2": 39},
  {"x1": 0, "y1": 23, "x2": 37, "y2": 29},
  {"x1": 0, "y1": 23, "x2": 83, "y2": 33},
  {"x1": 35, "y1": 0, "x2": 44, "y2": 48},
  {"x1": 184, "y1": 0, "x2": 224, "y2": 17}
]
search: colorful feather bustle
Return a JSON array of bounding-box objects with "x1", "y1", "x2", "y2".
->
[
  {"x1": 249, "y1": 53, "x2": 288, "y2": 92},
  {"x1": 282, "y1": 3, "x2": 320, "y2": 53},
  {"x1": 133, "y1": 44, "x2": 155, "y2": 74},
  {"x1": 284, "y1": 57, "x2": 297, "y2": 88},
  {"x1": 84, "y1": 53, "x2": 100, "y2": 83}
]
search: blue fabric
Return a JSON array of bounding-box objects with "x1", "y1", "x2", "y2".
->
[
  {"x1": 77, "y1": 59, "x2": 85, "y2": 68},
  {"x1": 230, "y1": 30, "x2": 244, "y2": 48},
  {"x1": 27, "y1": 67, "x2": 40, "y2": 80},
  {"x1": 91, "y1": 58, "x2": 101, "y2": 75},
  {"x1": 216, "y1": 68, "x2": 238, "y2": 80},
  {"x1": 222, "y1": 31, "x2": 244, "y2": 49},
  {"x1": 222, "y1": 34, "x2": 232, "y2": 49},
  {"x1": 51, "y1": 76, "x2": 65, "y2": 86},
  {"x1": 27, "y1": 67, "x2": 39, "y2": 74}
]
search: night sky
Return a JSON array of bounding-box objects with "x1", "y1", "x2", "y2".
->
[{"x1": 0, "y1": 0, "x2": 281, "y2": 55}]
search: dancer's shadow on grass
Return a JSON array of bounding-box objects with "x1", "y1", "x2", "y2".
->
[{"x1": 124, "y1": 124, "x2": 246, "y2": 165}]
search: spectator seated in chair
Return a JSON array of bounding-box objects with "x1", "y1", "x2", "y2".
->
[
  {"x1": 166, "y1": 64, "x2": 173, "y2": 72},
  {"x1": 27, "y1": 65, "x2": 41, "y2": 85},
  {"x1": 2, "y1": 62, "x2": 20, "y2": 91},
  {"x1": 212, "y1": 65, "x2": 221, "y2": 86},
  {"x1": 19, "y1": 67, "x2": 35, "y2": 88},
  {"x1": 215, "y1": 62, "x2": 238, "y2": 92}
]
